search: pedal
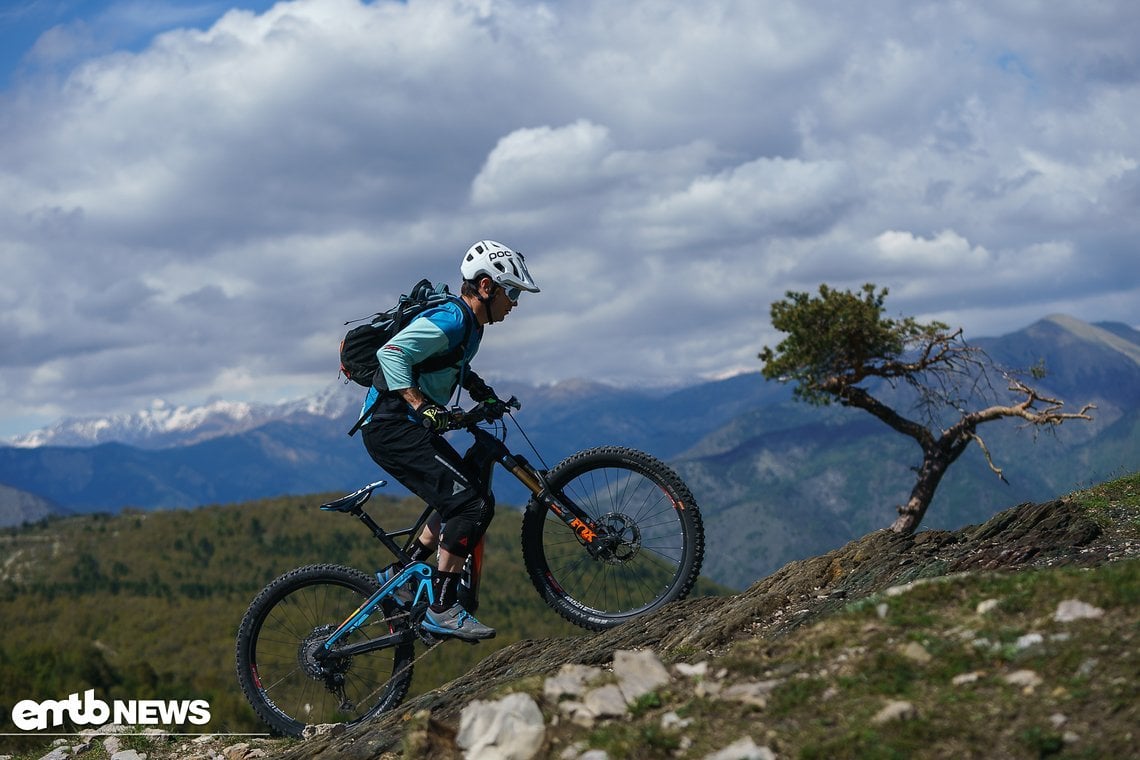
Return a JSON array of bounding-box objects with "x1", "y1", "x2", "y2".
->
[{"x1": 408, "y1": 602, "x2": 445, "y2": 646}]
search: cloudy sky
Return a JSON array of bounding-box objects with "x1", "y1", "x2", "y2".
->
[{"x1": 1, "y1": 0, "x2": 1138, "y2": 440}]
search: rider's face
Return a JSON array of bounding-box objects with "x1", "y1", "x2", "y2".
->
[
  {"x1": 490, "y1": 285, "x2": 516, "y2": 321},
  {"x1": 476, "y1": 278, "x2": 516, "y2": 323}
]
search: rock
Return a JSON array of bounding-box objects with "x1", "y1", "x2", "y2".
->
[
  {"x1": 222, "y1": 743, "x2": 250, "y2": 760},
  {"x1": 456, "y1": 692, "x2": 545, "y2": 760},
  {"x1": 976, "y1": 598, "x2": 1000, "y2": 615},
  {"x1": 583, "y1": 684, "x2": 628, "y2": 719},
  {"x1": 952, "y1": 671, "x2": 983, "y2": 685},
  {"x1": 544, "y1": 663, "x2": 603, "y2": 703},
  {"x1": 703, "y1": 736, "x2": 776, "y2": 760},
  {"x1": 36, "y1": 748, "x2": 71, "y2": 760},
  {"x1": 661, "y1": 710, "x2": 692, "y2": 730},
  {"x1": 1004, "y1": 670, "x2": 1043, "y2": 690},
  {"x1": 301, "y1": 723, "x2": 345, "y2": 739},
  {"x1": 104, "y1": 736, "x2": 124, "y2": 755},
  {"x1": 613, "y1": 649, "x2": 671, "y2": 704},
  {"x1": 899, "y1": 641, "x2": 932, "y2": 663},
  {"x1": 674, "y1": 661, "x2": 709, "y2": 678},
  {"x1": 1015, "y1": 633, "x2": 1044, "y2": 650},
  {"x1": 871, "y1": 700, "x2": 918, "y2": 724},
  {"x1": 111, "y1": 751, "x2": 148, "y2": 760},
  {"x1": 695, "y1": 679, "x2": 723, "y2": 698},
  {"x1": 1076, "y1": 658, "x2": 1098, "y2": 677},
  {"x1": 1054, "y1": 599, "x2": 1105, "y2": 622},
  {"x1": 720, "y1": 680, "x2": 780, "y2": 708}
]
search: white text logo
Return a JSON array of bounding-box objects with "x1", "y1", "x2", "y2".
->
[{"x1": 12, "y1": 690, "x2": 211, "y2": 731}]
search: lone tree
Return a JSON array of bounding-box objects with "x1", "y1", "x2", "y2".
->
[{"x1": 758, "y1": 284, "x2": 1095, "y2": 534}]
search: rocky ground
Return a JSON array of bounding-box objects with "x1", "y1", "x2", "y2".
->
[{"x1": 9, "y1": 474, "x2": 1138, "y2": 760}]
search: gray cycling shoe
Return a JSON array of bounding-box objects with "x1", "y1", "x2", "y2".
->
[{"x1": 421, "y1": 603, "x2": 496, "y2": 641}]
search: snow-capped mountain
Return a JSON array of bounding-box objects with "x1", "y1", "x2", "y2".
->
[{"x1": 8, "y1": 385, "x2": 357, "y2": 450}]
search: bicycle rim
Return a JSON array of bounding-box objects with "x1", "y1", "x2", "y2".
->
[
  {"x1": 523, "y1": 447, "x2": 703, "y2": 630},
  {"x1": 236, "y1": 565, "x2": 414, "y2": 737}
]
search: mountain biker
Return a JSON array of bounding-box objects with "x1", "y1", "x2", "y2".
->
[{"x1": 359, "y1": 240, "x2": 540, "y2": 642}]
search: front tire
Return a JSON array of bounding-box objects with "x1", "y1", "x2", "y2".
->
[
  {"x1": 235, "y1": 564, "x2": 415, "y2": 737},
  {"x1": 521, "y1": 447, "x2": 704, "y2": 630}
]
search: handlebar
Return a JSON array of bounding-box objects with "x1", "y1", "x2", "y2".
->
[{"x1": 424, "y1": 396, "x2": 521, "y2": 432}]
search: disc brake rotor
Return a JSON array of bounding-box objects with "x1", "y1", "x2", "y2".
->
[{"x1": 597, "y1": 512, "x2": 641, "y2": 564}]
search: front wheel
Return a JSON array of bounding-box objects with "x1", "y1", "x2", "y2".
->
[
  {"x1": 235, "y1": 564, "x2": 415, "y2": 738},
  {"x1": 521, "y1": 447, "x2": 704, "y2": 630}
]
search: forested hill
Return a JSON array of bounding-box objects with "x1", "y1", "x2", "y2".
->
[{"x1": 3, "y1": 473, "x2": 1136, "y2": 759}]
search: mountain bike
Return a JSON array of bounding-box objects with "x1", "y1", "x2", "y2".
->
[{"x1": 234, "y1": 397, "x2": 704, "y2": 737}]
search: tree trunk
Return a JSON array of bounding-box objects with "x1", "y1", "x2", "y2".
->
[
  {"x1": 890, "y1": 429, "x2": 975, "y2": 534},
  {"x1": 890, "y1": 451, "x2": 951, "y2": 534}
]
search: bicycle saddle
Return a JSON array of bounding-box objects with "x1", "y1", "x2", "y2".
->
[{"x1": 319, "y1": 480, "x2": 388, "y2": 512}]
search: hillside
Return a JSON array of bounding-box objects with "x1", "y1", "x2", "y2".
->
[
  {"x1": 5, "y1": 473, "x2": 1136, "y2": 759},
  {"x1": 0, "y1": 493, "x2": 650, "y2": 754}
]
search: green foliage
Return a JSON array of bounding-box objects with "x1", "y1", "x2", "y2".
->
[
  {"x1": 0, "y1": 492, "x2": 726, "y2": 745},
  {"x1": 1020, "y1": 725, "x2": 1065, "y2": 757},
  {"x1": 759, "y1": 283, "x2": 948, "y2": 405},
  {"x1": 628, "y1": 690, "x2": 663, "y2": 716}
]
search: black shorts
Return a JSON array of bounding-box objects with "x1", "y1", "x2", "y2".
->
[{"x1": 361, "y1": 398, "x2": 492, "y2": 554}]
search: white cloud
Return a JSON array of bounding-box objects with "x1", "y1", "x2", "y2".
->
[
  {"x1": 631, "y1": 156, "x2": 855, "y2": 249},
  {"x1": 1, "y1": 0, "x2": 1139, "y2": 437},
  {"x1": 871, "y1": 229, "x2": 992, "y2": 272},
  {"x1": 472, "y1": 120, "x2": 615, "y2": 208}
]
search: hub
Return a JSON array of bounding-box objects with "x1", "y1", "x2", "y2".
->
[
  {"x1": 597, "y1": 512, "x2": 641, "y2": 564},
  {"x1": 298, "y1": 624, "x2": 349, "y2": 680}
]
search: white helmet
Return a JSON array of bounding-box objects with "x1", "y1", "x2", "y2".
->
[{"x1": 461, "y1": 240, "x2": 540, "y2": 296}]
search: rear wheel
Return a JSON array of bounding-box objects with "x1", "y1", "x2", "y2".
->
[
  {"x1": 235, "y1": 564, "x2": 415, "y2": 737},
  {"x1": 521, "y1": 447, "x2": 704, "y2": 630}
]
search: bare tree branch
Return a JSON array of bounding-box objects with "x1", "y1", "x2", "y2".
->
[{"x1": 759, "y1": 283, "x2": 1095, "y2": 535}]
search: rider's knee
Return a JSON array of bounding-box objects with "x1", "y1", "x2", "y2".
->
[{"x1": 439, "y1": 495, "x2": 493, "y2": 557}]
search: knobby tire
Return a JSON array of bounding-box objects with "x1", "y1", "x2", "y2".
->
[
  {"x1": 521, "y1": 446, "x2": 704, "y2": 630},
  {"x1": 235, "y1": 564, "x2": 414, "y2": 738}
]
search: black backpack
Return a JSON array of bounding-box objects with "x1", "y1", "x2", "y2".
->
[{"x1": 341, "y1": 279, "x2": 472, "y2": 435}]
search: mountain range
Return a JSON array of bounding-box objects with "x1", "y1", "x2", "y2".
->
[{"x1": 2, "y1": 314, "x2": 1137, "y2": 588}]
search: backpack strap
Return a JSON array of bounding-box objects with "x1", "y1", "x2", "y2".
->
[
  {"x1": 412, "y1": 296, "x2": 475, "y2": 376},
  {"x1": 348, "y1": 395, "x2": 382, "y2": 437},
  {"x1": 347, "y1": 297, "x2": 476, "y2": 437}
]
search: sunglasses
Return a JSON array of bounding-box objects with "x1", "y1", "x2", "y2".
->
[{"x1": 503, "y1": 286, "x2": 521, "y2": 303}]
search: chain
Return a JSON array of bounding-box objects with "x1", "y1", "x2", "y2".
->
[{"x1": 331, "y1": 606, "x2": 450, "y2": 718}]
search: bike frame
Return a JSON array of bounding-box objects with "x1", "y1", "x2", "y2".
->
[{"x1": 316, "y1": 412, "x2": 604, "y2": 664}]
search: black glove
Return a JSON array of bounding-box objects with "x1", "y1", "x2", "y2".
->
[
  {"x1": 464, "y1": 371, "x2": 497, "y2": 404},
  {"x1": 418, "y1": 404, "x2": 451, "y2": 433}
]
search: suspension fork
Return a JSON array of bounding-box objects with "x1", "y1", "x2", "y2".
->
[{"x1": 468, "y1": 427, "x2": 602, "y2": 547}]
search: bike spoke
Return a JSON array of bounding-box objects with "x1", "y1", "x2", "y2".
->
[
  {"x1": 238, "y1": 567, "x2": 415, "y2": 735},
  {"x1": 523, "y1": 448, "x2": 703, "y2": 628}
]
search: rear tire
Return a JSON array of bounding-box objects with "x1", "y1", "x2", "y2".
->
[
  {"x1": 235, "y1": 564, "x2": 415, "y2": 737},
  {"x1": 521, "y1": 447, "x2": 704, "y2": 630}
]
